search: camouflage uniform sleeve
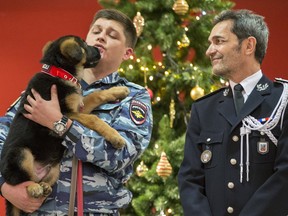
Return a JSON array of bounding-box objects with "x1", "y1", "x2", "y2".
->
[
  {"x1": 62, "y1": 87, "x2": 153, "y2": 181},
  {"x1": 0, "y1": 96, "x2": 22, "y2": 185}
]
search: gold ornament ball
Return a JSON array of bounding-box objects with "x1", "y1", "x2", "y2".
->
[
  {"x1": 181, "y1": 33, "x2": 190, "y2": 47},
  {"x1": 136, "y1": 161, "x2": 148, "y2": 177},
  {"x1": 172, "y1": 0, "x2": 189, "y2": 16},
  {"x1": 190, "y1": 85, "x2": 204, "y2": 100},
  {"x1": 178, "y1": 33, "x2": 190, "y2": 48}
]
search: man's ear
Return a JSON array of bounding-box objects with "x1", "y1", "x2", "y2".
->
[
  {"x1": 42, "y1": 41, "x2": 53, "y2": 56},
  {"x1": 244, "y1": 36, "x2": 257, "y2": 56},
  {"x1": 123, "y1": 47, "x2": 133, "y2": 60}
]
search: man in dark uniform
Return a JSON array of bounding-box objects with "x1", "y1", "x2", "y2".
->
[{"x1": 178, "y1": 9, "x2": 288, "y2": 216}]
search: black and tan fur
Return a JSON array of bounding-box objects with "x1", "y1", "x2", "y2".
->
[{"x1": 0, "y1": 35, "x2": 129, "y2": 216}]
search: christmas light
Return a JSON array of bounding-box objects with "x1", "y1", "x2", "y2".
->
[
  {"x1": 167, "y1": 208, "x2": 173, "y2": 214},
  {"x1": 136, "y1": 161, "x2": 148, "y2": 177},
  {"x1": 220, "y1": 78, "x2": 226, "y2": 84}
]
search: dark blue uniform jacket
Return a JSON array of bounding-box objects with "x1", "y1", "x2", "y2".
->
[{"x1": 178, "y1": 75, "x2": 288, "y2": 216}]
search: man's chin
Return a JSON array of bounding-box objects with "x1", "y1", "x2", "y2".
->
[
  {"x1": 212, "y1": 67, "x2": 225, "y2": 77},
  {"x1": 212, "y1": 66, "x2": 220, "y2": 74}
]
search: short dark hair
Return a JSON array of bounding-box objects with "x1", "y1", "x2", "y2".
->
[
  {"x1": 213, "y1": 9, "x2": 269, "y2": 64},
  {"x1": 90, "y1": 9, "x2": 137, "y2": 49}
]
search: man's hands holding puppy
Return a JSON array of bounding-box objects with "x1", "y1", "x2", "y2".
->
[
  {"x1": 1, "y1": 85, "x2": 71, "y2": 213},
  {"x1": 23, "y1": 84, "x2": 72, "y2": 132},
  {"x1": 1, "y1": 182, "x2": 45, "y2": 213}
]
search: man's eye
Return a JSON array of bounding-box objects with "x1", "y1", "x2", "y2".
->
[
  {"x1": 216, "y1": 39, "x2": 225, "y2": 44},
  {"x1": 109, "y1": 34, "x2": 117, "y2": 39}
]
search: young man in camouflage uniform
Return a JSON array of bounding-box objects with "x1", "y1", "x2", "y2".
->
[{"x1": 0, "y1": 9, "x2": 153, "y2": 215}]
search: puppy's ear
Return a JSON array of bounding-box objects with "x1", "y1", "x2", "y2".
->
[
  {"x1": 60, "y1": 39, "x2": 84, "y2": 63},
  {"x1": 42, "y1": 41, "x2": 53, "y2": 56}
]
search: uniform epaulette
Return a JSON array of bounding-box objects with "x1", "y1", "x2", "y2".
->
[
  {"x1": 121, "y1": 78, "x2": 144, "y2": 90},
  {"x1": 275, "y1": 78, "x2": 288, "y2": 83},
  {"x1": 126, "y1": 81, "x2": 144, "y2": 90},
  {"x1": 195, "y1": 87, "x2": 227, "y2": 102}
]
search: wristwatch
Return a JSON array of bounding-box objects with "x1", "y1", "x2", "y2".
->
[{"x1": 53, "y1": 115, "x2": 68, "y2": 136}]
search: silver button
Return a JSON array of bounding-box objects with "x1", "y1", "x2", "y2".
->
[
  {"x1": 227, "y1": 207, "x2": 234, "y2": 214},
  {"x1": 228, "y1": 182, "x2": 234, "y2": 189},
  {"x1": 260, "y1": 131, "x2": 265, "y2": 135},
  {"x1": 206, "y1": 138, "x2": 211, "y2": 142},
  {"x1": 232, "y1": 135, "x2": 239, "y2": 142},
  {"x1": 230, "y1": 158, "x2": 237, "y2": 165}
]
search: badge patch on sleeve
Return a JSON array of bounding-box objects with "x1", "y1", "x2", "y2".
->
[{"x1": 130, "y1": 100, "x2": 147, "y2": 125}]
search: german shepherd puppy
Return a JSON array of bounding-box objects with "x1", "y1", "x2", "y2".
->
[{"x1": 0, "y1": 35, "x2": 129, "y2": 216}]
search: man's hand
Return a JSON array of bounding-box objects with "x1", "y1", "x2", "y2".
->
[
  {"x1": 1, "y1": 182, "x2": 45, "y2": 213},
  {"x1": 23, "y1": 85, "x2": 62, "y2": 130}
]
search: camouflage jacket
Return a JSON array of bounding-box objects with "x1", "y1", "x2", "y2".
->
[{"x1": 0, "y1": 72, "x2": 153, "y2": 215}]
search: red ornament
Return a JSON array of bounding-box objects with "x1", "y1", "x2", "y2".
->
[
  {"x1": 181, "y1": 19, "x2": 189, "y2": 27},
  {"x1": 186, "y1": 48, "x2": 196, "y2": 62},
  {"x1": 152, "y1": 46, "x2": 163, "y2": 62},
  {"x1": 146, "y1": 87, "x2": 154, "y2": 99},
  {"x1": 189, "y1": 8, "x2": 202, "y2": 17},
  {"x1": 178, "y1": 91, "x2": 186, "y2": 103}
]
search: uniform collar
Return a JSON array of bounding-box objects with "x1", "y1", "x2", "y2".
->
[
  {"x1": 81, "y1": 72, "x2": 124, "y2": 89},
  {"x1": 230, "y1": 70, "x2": 263, "y2": 101},
  {"x1": 240, "y1": 70, "x2": 263, "y2": 96},
  {"x1": 96, "y1": 72, "x2": 122, "y2": 84}
]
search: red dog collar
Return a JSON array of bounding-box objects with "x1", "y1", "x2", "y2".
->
[{"x1": 41, "y1": 64, "x2": 80, "y2": 86}]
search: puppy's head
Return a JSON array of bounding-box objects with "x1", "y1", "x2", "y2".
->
[{"x1": 40, "y1": 35, "x2": 100, "y2": 78}]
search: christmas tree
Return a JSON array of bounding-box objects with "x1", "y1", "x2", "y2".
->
[{"x1": 98, "y1": 0, "x2": 234, "y2": 215}]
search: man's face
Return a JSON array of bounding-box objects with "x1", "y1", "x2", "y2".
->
[
  {"x1": 206, "y1": 20, "x2": 244, "y2": 79},
  {"x1": 86, "y1": 18, "x2": 132, "y2": 69}
]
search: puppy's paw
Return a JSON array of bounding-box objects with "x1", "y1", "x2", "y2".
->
[
  {"x1": 39, "y1": 182, "x2": 52, "y2": 197},
  {"x1": 109, "y1": 86, "x2": 130, "y2": 99},
  {"x1": 27, "y1": 183, "x2": 44, "y2": 198},
  {"x1": 108, "y1": 135, "x2": 126, "y2": 149}
]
